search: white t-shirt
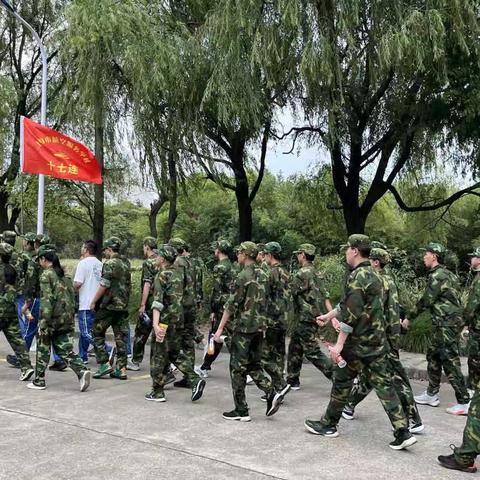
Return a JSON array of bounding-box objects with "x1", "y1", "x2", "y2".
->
[{"x1": 74, "y1": 256, "x2": 103, "y2": 310}]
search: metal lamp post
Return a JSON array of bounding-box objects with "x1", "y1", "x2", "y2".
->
[{"x1": 0, "y1": 0, "x2": 47, "y2": 234}]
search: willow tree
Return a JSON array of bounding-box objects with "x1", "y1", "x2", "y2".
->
[
  {"x1": 126, "y1": 0, "x2": 296, "y2": 241},
  {"x1": 58, "y1": 0, "x2": 141, "y2": 247},
  {"x1": 273, "y1": 0, "x2": 480, "y2": 233}
]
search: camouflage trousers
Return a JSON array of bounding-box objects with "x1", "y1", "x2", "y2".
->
[
  {"x1": 35, "y1": 327, "x2": 87, "y2": 382},
  {"x1": 468, "y1": 332, "x2": 480, "y2": 391},
  {"x1": 131, "y1": 309, "x2": 152, "y2": 364},
  {"x1": 286, "y1": 321, "x2": 333, "y2": 383},
  {"x1": 0, "y1": 315, "x2": 32, "y2": 374},
  {"x1": 262, "y1": 326, "x2": 287, "y2": 392},
  {"x1": 347, "y1": 347, "x2": 422, "y2": 424},
  {"x1": 92, "y1": 309, "x2": 129, "y2": 369},
  {"x1": 320, "y1": 353, "x2": 408, "y2": 432},
  {"x1": 454, "y1": 387, "x2": 480, "y2": 467},
  {"x1": 426, "y1": 325, "x2": 470, "y2": 404},
  {"x1": 150, "y1": 322, "x2": 200, "y2": 394},
  {"x1": 230, "y1": 331, "x2": 273, "y2": 415},
  {"x1": 201, "y1": 312, "x2": 232, "y2": 370},
  {"x1": 183, "y1": 306, "x2": 197, "y2": 367}
]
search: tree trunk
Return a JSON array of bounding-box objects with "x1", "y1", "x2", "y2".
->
[
  {"x1": 163, "y1": 152, "x2": 177, "y2": 242},
  {"x1": 93, "y1": 98, "x2": 104, "y2": 255},
  {"x1": 236, "y1": 191, "x2": 253, "y2": 241},
  {"x1": 149, "y1": 196, "x2": 167, "y2": 238}
]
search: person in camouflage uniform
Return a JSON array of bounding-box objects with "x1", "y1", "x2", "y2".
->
[
  {"x1": 465, "y1": 247, "x2": 480, "y2": 392},
  {"x1": 261, "y1": 241, "x2": 291, "y2": 397},
  {"x1": 307, "y1": 235, "x2": 416, "y2": 450},
  {"x1": 91, "y1": 237, "x2": 131, "y2": 380},
  {"x1": 146, "y1": 244, "x2": 206, "y2": 403},
  {"x1": 195, "y1": 240, "x2": 234, "y2": 378},
  {"x1": 437, "y1": 246, "x2": 480, "y2": 473},
  {"x1": 404, "y1": 242, "x2": 470, "y2": 414},
  {"x1": 213, "y1": 241, "x2": 285, "y2": 422},
  {"x1": 168, "y1": 237, "x2": 197, "y2": 388},
  {"x1": 342, "y1": 247, "x2": 423, "y2": 432},
  {"x1": 26, "y1": 245, "x2": 90, "y2": 392},
  {"x1": 185, "y1": 244, "x2": 205, "y2": 344},
  {"x1": 286, "y1": 243, "x2": 333, "y2": 390},
  {"x1": 0, "y1": 242, "x2": 34, "y2": 381},
  {"x1": 130, "y1": 236, "x2": 158, "y2": 369}
]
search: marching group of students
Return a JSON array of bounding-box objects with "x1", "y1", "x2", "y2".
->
[{"x1": 1, "y1": 231, "x2": 479, "y2": 473}]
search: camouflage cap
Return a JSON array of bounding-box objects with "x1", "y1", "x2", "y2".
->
[
  {"x1": 341, "y1": 234, "x2": 371, "y2": 250},
  {"x1": 371, "y1": 240, "x2": 387, "y2": 250},
  {"x1": 422, "y1": 242, "x2": 446, "y2": 257},
  {"x1": 35, "y1": 234, "x2": 51, "y2": 246},
  {"x1": 237, "y1": 241, "x2": 258, "y2": 257},
  {"x1": 293, "y1": 243, "x2": 316, "y2": 256},
  {"x1": 264, "y1": 241, "x2": 282, "y2": 255},
  {"x1": 370, "y1": 247, "x2": 390, "y2": 264},
  {"x1": 36, "y1": 243, "x2": 56, "y2": 259},
  {"x1": 103, "y1": 237, "x2": 121, "y2": 250},
  {"x1": 168, "y1": 237, "x2": 187, "y2": 251},
  {"x1": 2, "y1": 230, "x2": 16, "y2": 245},
  {"x1": 256, "y1": 243, "x2": 266, "y2": 253},
  {"x1": 143, "y1": 236, "x2": 157, "y2": 249},
  {"x1": 22, "y1": 232, "x2": 37, "y2": 242},
  {"x1": 468, "y1": 247, "x2": 480, "y2": 258},
  {"x1": 0, "y1": 242, "x2": 14, "y2": 256},
  {"x1": 212, "y1": 239, "x2": 232, "y2": 253},
  {"x1": 157, "y1": 244, "x2": 177, "y2": 263}
]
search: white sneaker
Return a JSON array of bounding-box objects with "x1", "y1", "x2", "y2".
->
[
  {"x1": 127, "y1": 359, "x2": 140, "y2": 371},
  {"x1": 79, "y1": 370, "x2": 91, "y2": 392},
  {"x1": 19, "y1": 368, "x2": 34, "y2": 382},
  {"x1": 468, "y1": 389, "x2": 475, "y2": 399},
  {"x1": 409, "y1": 422, "x2": 425, "y2": 434},
  {"x1": 194, "y1": 365, "x2": 209, "y2": 378},
  {"x1": 446, "y1": 403, "x2": 469, "y2": 416},
  {"x1": 414, "y1": 391, "x2": 440, "y2": 407},
  {"x1": 170, "y1": 363, "x2": 178, "y2": 372},
  {"x1": 246, "y1": 375, "x2": 254, "y2": 385}
]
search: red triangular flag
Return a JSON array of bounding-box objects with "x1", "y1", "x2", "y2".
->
[{"x1": 21, "y1": 116, "x2": 102, "y2": 184}]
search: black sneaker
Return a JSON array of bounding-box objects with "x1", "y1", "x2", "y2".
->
[
  {"x1": 409, "y1": 422, "x2": 425, "y2": 434},
  {"x1": 49, "y1": 360, "x2": 68, "y2": 371},
  {"x1": 260, "y1": 394, "x2": 268, "y2": 402},
  {"x1": 287, "y1": 378, "x2": 300, "y2": 391},
  {"x1": 191, "y1": 379, "x2": 206, "y2": 402},
  {"x1": 165, "y1": 370, "x2": 176, "y2": 386},
  {"x1": 266, "y1": 391, "x2": 283, "y2": 417},
  {"x1": 222, "y1": 410, "x2": 251, "y2": 422},
  {"x1": 438, "y1": 451, "x2": 477, "y2": 473},
  {"x1": 389, "y1": 428, "x2": 417, "y2": 450},
  {"x1": 145, "y1": 391, "x2": 166, "y2": 403},
  {"x1": 174, "y1": 377, "x2": 192, "y2": 388},
  {"x1": 342, "y1": 405, "x2": 355, "y2": 420},
  {"x1": 6, "y1": 354, "x2": 20, "y2": 369},
  {"x1": 304, "y1": 419, "x2": 338, "y2": 437},
  {"x1": 27, "y1": 379, "x2": 46, "y2": 390}
]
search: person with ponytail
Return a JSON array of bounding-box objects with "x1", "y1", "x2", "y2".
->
[{"x1": 27, "y1": 245, "x2": 91, "y2": 392}]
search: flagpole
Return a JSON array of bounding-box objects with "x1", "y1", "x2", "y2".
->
[{"x1": 0, "y1": 0, "x2": 47, "y2": 235}]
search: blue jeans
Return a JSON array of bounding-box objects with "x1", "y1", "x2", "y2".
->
[
  {"x1": 78, "y1": 309, "x2": 118, "y2": 362},
  {"x1": 17, "y1": 296, "x2": 61, "y2": 362}
]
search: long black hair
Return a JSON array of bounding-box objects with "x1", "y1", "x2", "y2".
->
[{"x1": 41, "y1": 251, "x2": 65, "y2": 278}]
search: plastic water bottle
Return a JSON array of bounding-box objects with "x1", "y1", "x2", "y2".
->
[{"x1": 207, "y1": 335, "x2": 215, "y2": 355}]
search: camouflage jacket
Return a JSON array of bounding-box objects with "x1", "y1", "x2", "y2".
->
[
  {"x1": 0, "y1": 263, "x2": 16, "y2": 319},
  {"x1": 39, "y1": 268, "x2": 75, "y2": 333},
  {"x1": 266, "y1": 263, "x2": 290, "y2": 329},
  {"x1": 339, "y1": 261, "x2": 387, "y2": 360},
  {"x1": 99, "y1": 253, "x2": 131, "y2": 311},
  {"x1": 10, "y1": 249, "x2": 24, "y2": 295},
  {"x1": 466, "y1": 271, "x2": 480, "y2": 332},
  {"x1": 210, "y1": 258, "x2": 234, "y2": 314},
  {"x1": 379, "y1": 270, "x2": 401, "y2": 350},
  {"x1": 191, "y1": 256, "x2": 204, "y2": 306},
  {"x1": 23, "y1": 251, "x2": 41, "y2": 303},
  {"x1": 408, "y1": 265, "x2": 463, "y2": 326},
  {"x1": 225, "y1": 263, "x2": 269, "y2": 334},
  {"x1": 174, "y1": 255, "x2": 195, "y2": 308},
  {"x1": 151, "y1": 265, "x2": 183, "y2": 326},
  {"x1": 141, "y1": 254, "x2": 158, "y2": 311},
  {"x1": 290, "y1": 263, "x2": 329, "y2": 322}
]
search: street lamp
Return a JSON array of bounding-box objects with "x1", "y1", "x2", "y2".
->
[{"x1": 0, "y1": 0, "x2": 47, "y2": 234}]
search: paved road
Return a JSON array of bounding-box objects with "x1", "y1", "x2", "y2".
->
[{"x1": 0, "y1": 336, "x2": 473, "y2": 480}]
